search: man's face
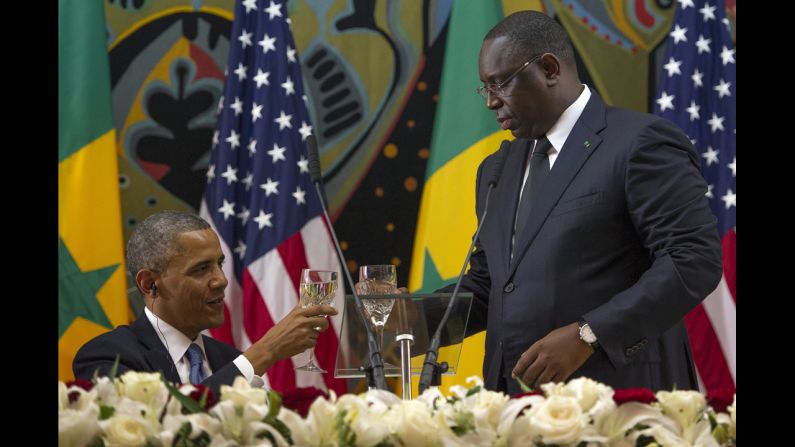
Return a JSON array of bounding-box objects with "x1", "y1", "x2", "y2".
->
[
  {"x1": 479, "y1": 36, "x2": 555, "y2": 140},
  {"x1": 155, "y1": 229, "x2": 228, "y2": 340}
]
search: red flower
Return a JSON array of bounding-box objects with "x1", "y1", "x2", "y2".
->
[
  {"x1": 181, "y1": 384, "x2": 218, "y2": 410},
  {"x1": 65, "y1": 378, "x2": 94, "y2": 404},
  {"x1": 707, "y1": 388, "x2": 735, "y2": 413},
  {"x1": 281, "y1": 386, "x2": 328, "y2": 417},
  {"x1": 613, "y1": 388, "x2": 656, "y2": 405},
  {"x1": 511, "y1": 390, "x2": 544, "y2": 399}
]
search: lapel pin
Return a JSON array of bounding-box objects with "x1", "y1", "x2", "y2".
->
[{"x1": 583, "y1": 140, "x2": 591, "y2": 149}]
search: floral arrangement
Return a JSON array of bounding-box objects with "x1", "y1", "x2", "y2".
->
[{"x1": 59, "y1": 371, "x2": 735, "y2": 446}]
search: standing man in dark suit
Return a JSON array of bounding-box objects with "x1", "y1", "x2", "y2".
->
[
  {"x1": 452, "y1": 11, "x2": 722, "y2": 395},
  {"x1": 73, "y1": 211, "x2": 335, "y2": 394}
]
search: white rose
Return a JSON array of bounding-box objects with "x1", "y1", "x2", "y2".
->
[
  {"x1": 655, "y1": 390, "x2": 705, "y2": 430},
  {"x1": 303, "y1": 395, "x2": 342, "y2": 446},
  {"x1": 728, "y1": 395, "x2": 736, "y2": 427},
  {"x1": 220, "y1": 375, "x2": 267, "y2": 407},
  {"x1": 117, "y1": 371, "x2": 167, "y2": 408},
  {"x1": 59, "y1": 405, "x2": 100, "y2": 447},
  {"x1": 162, "y1": 412, "x2": 222, "y2": 441},
  {"x1": 335, "y1": 394, "x2": 392, "y2": 447},
  {"x1": 59, "y1": 382, "x2": 69, "y2": 411},
  {"x1": 530, "y1": 395, "x2": 586, "y2": 445},
  {"x1": 100, "y1": 413, "x2": 152, "y2": 447},
  {"x1": 543, "y1": 377, "x2": 616, "y2": 426},
  {"x1": 389, "y1": 400, "x2": 443, "y2": 447},
  {"x1": 93, "y1": 376, "x2": 121, "y2": 408}
]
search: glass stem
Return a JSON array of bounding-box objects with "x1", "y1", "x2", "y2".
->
[{"x1": 308, "y1": 348, "x2": 316, "y2": 367}]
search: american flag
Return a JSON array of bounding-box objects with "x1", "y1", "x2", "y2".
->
[
  {"x1": 200, "y1": 0, "x2": 347, "y2": 395},
  {"x1": 654, "y1": 0, "x2": 735, "y2": 395}
]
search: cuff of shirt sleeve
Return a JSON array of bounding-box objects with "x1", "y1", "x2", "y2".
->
[{"x1": 233, "y1": 354, "x2": 266, "y2": 387}]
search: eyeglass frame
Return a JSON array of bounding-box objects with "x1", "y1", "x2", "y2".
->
[{"x1": 476, "y1": 54, "x2": 544, "y2": 99}]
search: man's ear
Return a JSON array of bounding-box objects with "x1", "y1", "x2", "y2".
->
[{"x1": 135, "y1": 270, "x2": 158, "y2": 297}]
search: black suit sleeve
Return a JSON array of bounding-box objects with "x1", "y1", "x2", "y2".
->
[
  {"x1": 584, "y1": 119, "x2": 723, "y2": 367},
  {"x1": 72, "y1": 327, "x2": 155, "y2": 380}
]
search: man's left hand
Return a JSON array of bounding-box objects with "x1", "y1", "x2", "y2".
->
[{"x1": 511, "y1": 322, "x2": 593, "y2": 388}]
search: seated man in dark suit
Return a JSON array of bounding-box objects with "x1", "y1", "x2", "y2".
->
[{"x1": 73, "y1": 210, "x2": 336, "y2": 394}]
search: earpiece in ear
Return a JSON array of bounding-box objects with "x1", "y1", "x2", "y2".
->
[{"x1": 151, "y1": 283, "x2": 158, "y2": 296}]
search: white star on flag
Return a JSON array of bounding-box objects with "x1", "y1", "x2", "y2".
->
[
  {"x1": 297, "y1": 155, "x2": 309, "y2": 173},
  {"x1": 260, "y1": 178, "x2": 279, "y2": 196},
  {"x1": 238, "y1": 30, "x2": 253, "y2": 48},
  {"x1": 236, "y1": 206, "x2": 250, "y2": 225},
  {"x1": 292, "y1": 186, "x2": 306, "y2": 205},
  {"x1": 274, "y1": 110, "x2": 292, "y2": 130},
  {"x1": 298, "y1": 121, "x2": 313, "y2": 141},
  {"x1": 218, "y1": 199, "x2": 236, "y2": 220},
  {"x1": 234, "y1": 63, "x2": 247, "y2": 81},
  {"x1": 234, "y1": 241, "x2": 246, "y2": 260},
  {"x1": 264, "y1": 1, "x2": 282, "y2": 20},
  {"x1": 254, "y1": 69, "x2": 270, "y2": 88},
  {"x1": 713, "y1": 79, "x2": 731, "y2": 98},
  {"x1": 281, "y1": 76, "x2": 295, "y2": 95},
  {"x1": 663, "y1": 57, "x2": 683, "y2": 77},
  {"x1": 267, "y1": 143, "x2": 287, "y2": 162},
  {"x1": 656, "y1": 91, "x2": 675, "y2": 112},
  {"x1": 253, "y1": 210, "x2": 273, "y2": 229},
  {"x1": 259, "y1": 34, "x2": 276, "y2": 54},
  {"x1": 231, "y1": 97, "x2": 244, "y2": 115},
  {"x1": 721, "y1": 189, "x2": 735, "y2": 209},
  {"x1": 221, "y1": 165, "x2": 238, "y2": 185},
  {"x1": 225, "y1": 130, "x2": 240, "y2": 149},
  {"x1": 707, "y1": 113, "x2": 725, "y2": 132},
  {"x1": 670, "y1": 25, "x2": 688, "y2": 44},
  {"x1": 686, "y1": 100, "x2": 700, "y2": 121},
  {"x1": 702, "y1": 146, "x2": 719, "y2": 166}
]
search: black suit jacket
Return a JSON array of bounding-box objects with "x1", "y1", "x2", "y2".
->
[
  {"x1": 453, "y1": 91, "x2": 722, "y2": 394},
  {"x1": 73, "y1": 311, "x2": 244, "y2": 395}
]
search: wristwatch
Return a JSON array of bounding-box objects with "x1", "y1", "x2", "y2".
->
[{"x1": 578, "y1": 319, "x2": 599, "y2": 350}]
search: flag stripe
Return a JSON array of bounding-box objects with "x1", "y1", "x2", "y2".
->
[
  {"x1": 721, "y1": 230, "x2": 736, "y2": 301},
  {"x1": 701, "y1": 275, "x2": 736, "y2": 381},
  {"x1": 685, "y1": 304, "x2": 735, "y2": 391}
]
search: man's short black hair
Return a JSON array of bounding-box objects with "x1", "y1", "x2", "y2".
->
[{"x1": 485, "y1": 10, "x2": 575, "y2": 64}]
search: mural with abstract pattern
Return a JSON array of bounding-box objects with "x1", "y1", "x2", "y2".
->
[{"x1": 105, "y1": 0, "x2": 734, "y2": 307}]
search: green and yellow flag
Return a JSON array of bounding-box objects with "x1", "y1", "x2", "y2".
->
[
  {"x1": 59, "y1": 0, "x2": 129, "y2": 381},
  {"x1": 409, "y1": 1, "x2": 512, "y2": 394}
]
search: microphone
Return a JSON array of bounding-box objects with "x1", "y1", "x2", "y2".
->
[
  {"x1": 418, "y1": 139, "x2": 511, "y2": 394},
  {"x1": 305, "y1": 135, "x2": 389, "y2": 391}
]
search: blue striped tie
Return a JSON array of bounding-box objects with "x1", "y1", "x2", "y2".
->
[{"x1": 186, "y1": 343, "x2": 207, "y2": 385}]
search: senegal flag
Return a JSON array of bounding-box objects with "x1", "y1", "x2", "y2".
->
[
  {"x1": 409, "y1": 1, "x2": 511, "y2": 393},
  {"x1": 59, "y1": 0, "x2": 129, "y2": 381}
]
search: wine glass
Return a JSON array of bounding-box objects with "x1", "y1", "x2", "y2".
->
[
  {"x1": 295, "y1": 269, "x2": 338, "y2": 373},
  {"x1": 356, "y1": 265, "x2": 397, "y2": 357}
]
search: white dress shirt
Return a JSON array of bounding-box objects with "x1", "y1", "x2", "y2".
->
[{"x1": 144, "y1": 306, "x2": 264, "y2": 387}]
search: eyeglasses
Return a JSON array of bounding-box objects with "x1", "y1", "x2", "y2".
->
[{"x1": 477, "y1": 54, "x2": 543, "y2": 99}]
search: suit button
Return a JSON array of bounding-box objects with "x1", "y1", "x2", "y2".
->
[
  {"x1": 625, "y1": 347, "x2": 636, "y2": 357},
  {"x1": 503, "y1": 282, "x2": 515, "y2": 293}
]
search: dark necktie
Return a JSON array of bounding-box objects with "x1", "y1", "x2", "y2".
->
[
  {"x1": 186, "y1": 343, "x2": 207, "y2": 385},
  {"x1": 514, "y1": 137, "x2": 551, "y2": 239}
]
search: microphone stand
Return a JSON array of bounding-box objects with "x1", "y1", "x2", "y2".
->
[{"x1": 417, "y1": 141, "x2": 510, "y2": 394}]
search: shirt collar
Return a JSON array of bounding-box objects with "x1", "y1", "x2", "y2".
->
[
  {"x1": 144, "y1": 306, "x2": 206, "y2": 365},
  {"x1": 544, "y1": 84, "x2": 591, "y2": 153}
]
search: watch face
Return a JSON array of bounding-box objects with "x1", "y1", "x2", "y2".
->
[{"x1": 580, "y1": 324, "x2": 597, "y2": 344}]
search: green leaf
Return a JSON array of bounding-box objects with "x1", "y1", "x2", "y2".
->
[
  {"x1": 335, "y1": 409, "x2": 357, "y2": 447},
  {"x1": 264, "y1": 415, "x2": 294, "y2": 445},
  {"x1": 515, "y1": 376, "x2": 532, "y2": 393},
  {"x1": 108, "y1": 354, "x2": 121, "y2": 379},
  {"x1": 465, "y1": 385, "x2": 481, "y2": 397},
  {"x1": 266, "y1": 390, "x2": 282, "y2": 419},
  {"x1": 163, "y1": 375, "x2": 204, "y2": 414},
  {"x1": 99, "y1": 405, "x2": 115, "y2": 420},
  {"x1": 85, "y1": 435, "x2": 105, "y2": 447},
  {"x1": 635, "y1": 435, "x2": 658, "y2": 447}
]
